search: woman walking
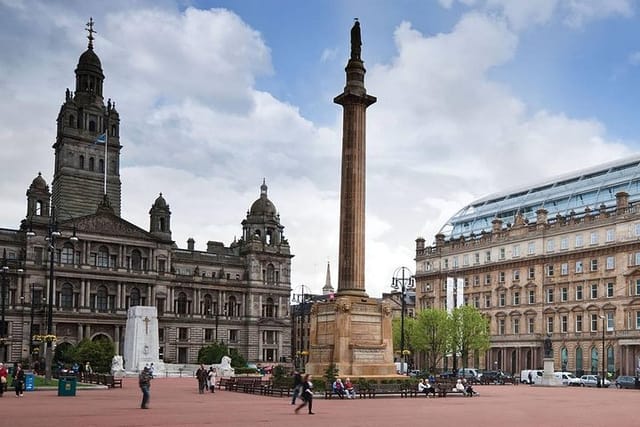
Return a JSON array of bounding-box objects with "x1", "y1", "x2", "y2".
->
[
  {"x1": 294, "y1": 374, "x2": 315, "y2": 415},
  {"x1": 13, "y1": 363, "x2": 25, "y2": 397}
]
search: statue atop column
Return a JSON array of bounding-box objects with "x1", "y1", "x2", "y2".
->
[
  {"x1": 544, "y1": 333, "x2": 553, "y2": 358},
  {"x1": 350, "y1": 19, "x2": 361, "y2": 60}
]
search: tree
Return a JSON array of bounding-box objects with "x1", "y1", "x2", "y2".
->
[
  {"x1": 450, "y1": 305, "x2": 490, "y2": 370},
  {"x1": 409, "y1": 308, "x2": 451, "y2": 374},
  {"x1": 198, "y1": 342, "x2": 247, "y2": 368},
  {"x1": 73, "y1": 338, "x2": 115, "y2": 373}
]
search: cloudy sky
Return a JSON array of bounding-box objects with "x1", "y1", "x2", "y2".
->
[{"x1": 1, "y1": 0, "x2": 639, "y2": 297}]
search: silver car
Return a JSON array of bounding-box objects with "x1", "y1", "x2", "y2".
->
[{"x1": 580, "y1": 375, "x2": 610, "y2": 387}]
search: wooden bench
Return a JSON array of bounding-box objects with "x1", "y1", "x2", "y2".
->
[
  {"x1": 104, "y1": 375, "x2": 123, "y2": 388},
  {"x1": 368, "y1": 383, "x2": 404, "y2": 398}
]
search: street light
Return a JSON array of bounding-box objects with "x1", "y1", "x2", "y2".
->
[
  {"x1": 599, "y1": 314, "x2": 606, "y2": 388},
  {"x1": 26, "y1": 205, "x2": 77, "y2": 380},
  {"x1": 291, "y1": 285, "x2": 312, "y2": 372},
  {"x1": 391, "y1": 266, "x2": 415, "y2": 376}
]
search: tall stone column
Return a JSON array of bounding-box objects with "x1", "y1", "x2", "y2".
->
[{"x1": 334, "y1": 20, "x2": 376, "y2": 297}]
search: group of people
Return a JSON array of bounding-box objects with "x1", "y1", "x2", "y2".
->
[
  {"x1": 196, "y1": 364, "x2": 217, "y2": 394},
  {"x1": 291, "y1": 371, "x2": 314, "y2": 414},
  {"x1": 418, "y1": 378, "x2": 437, "y2": 397},
  {"x1": 331, "y1": 377, "x2": 355, "y2": 399},
  {"x1": 455, "y1": 378, "x2": 477, "y2": 397},
  {"x1": 0, "y1": 362, "x2": 25, "y2": 397}
]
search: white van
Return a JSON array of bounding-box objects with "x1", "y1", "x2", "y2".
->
[
  {"x1": 520, "y1": 369, "x2": 543, "y2": 384},
  {"x1": 554, "y1": 371, "x2": 580, "y2": 386}
]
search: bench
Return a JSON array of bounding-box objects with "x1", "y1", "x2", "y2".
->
[
  {"x1": 367, "y1": 383, "x2": 404, "y2": 398},
  {"x1": 104, "y1": 375, "x2": 123, "y2": 388},
  {"x1": 218, "y1": 377, "x2": 235, "y2": 390}
]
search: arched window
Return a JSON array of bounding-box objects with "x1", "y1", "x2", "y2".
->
[
  {"x1": 89, "y1": 157, "x2": 95, "y2": 171},
  {"x1": 262, "y1": 297, "x2": 276, "y2": 318},
  {"x1": 266, "y1": 264, "x2": 275, "y2": 286},
  {"x1": 69, "y1": 115, "x2": 75, "y2": 127},
  {"x1": 97, "y1": 246, "x2": 109, "y2": 268},
  {"x1": 561, "y1": 347, "x2": 568, "y2": 371},
  {"x1": 591, "y1": 347, "x2": 599, "y2": 374},
  {"x1": 177, "y1": 292, "x2": 187, "y2": 314},
  {"x1": 79, "y1": 155, "x2": 85, "y2": 169},
  {"x1": 266, "y1": 230, "x2": 272, "y2": 245},
  {"x1": 159, "y1": 217, "x2": 166, "y2": 232},
  {"x1": 99, "y1": 159, "x2": 104, "y2": 173},
  {"x1": 203, "y1": 294, "x2": 212, "y2": 315},
  {"x1": 97, "y1": 286, "x2": 108, "y2": 311},
  {"x1": 89, "y1": 120, "x2": 96, "y2": 132},
  {"x1": 61, "y1": 243, "x2": 74, "y2": 264},
  {"x1": 130, "y1": 287, "x2": 140, "y2": 307},
  {"x1": 131, "y1": 249, "x2": 142, "y2": 271},
  {"x1": 61, "y1": 283, "x2": 74, "y2": 309},
  {"x1": 111, "y1": 124, "x2": 117, "y2": 137},
  {"x1": 227, "y1": 295, "x2": 238, "y2": 317},
  {"x1": 607, "y1": 346, "x2": 614, "y2": 374},
  {"x1": 35, "y1": 200, "x2": 43, "y2": 216},
  {"x1": 576, "y1": 347, "x2": 583, "y2": 374}
]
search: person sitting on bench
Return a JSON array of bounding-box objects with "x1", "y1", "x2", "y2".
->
[{"x1": 333, "y1": 378, "x2": 346, "y2": 399}]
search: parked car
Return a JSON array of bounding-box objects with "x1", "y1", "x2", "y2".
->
[
  {"x1": 615, "y1": 376, "x2": 640, "y2": 389},
  {"x1": 480, "y1": 370, "x2": 515, "y2": 384},
  {"x1": 458, "y1": 368, "x2": 482, "y2": 382},
  {"x1": 580, "y1": 375, "x2": 611, "y2": 387},
  {"x1": 554, "y1": 371, "x2": 581, "y2": 386}
]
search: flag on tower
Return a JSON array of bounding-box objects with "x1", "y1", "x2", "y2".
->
[{"x1": 94, "y1": 133, "x2": 106, "y2": 144}]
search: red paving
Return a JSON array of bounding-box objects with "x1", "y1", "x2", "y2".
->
[{"x1": 1, "y1": 379, "x2": 637, "y2": 427}]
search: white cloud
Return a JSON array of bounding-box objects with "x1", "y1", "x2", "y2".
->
[
  {"x1": 629, "y1": 51, "x2": 640, "y2": 66},
  {"x1": 320, "y1": 48, "x2": 338, "y2": 62},
  {"x1": 562, "y1": 0, "x2": 633, "y2": 28}
]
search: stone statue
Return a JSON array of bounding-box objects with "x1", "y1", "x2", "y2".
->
[
  {"x1": 217, "y1": 355, "x2": 235, "y2": 378},
  {"x1": 544, "y1": 334, "x2": 553, "y2": 358},
  {"x1": 220, "y1": 355, "x2": 231, "y2": 369},
  {"x1": 350, "y1": 20, "x2": 361, "y2": 60},
  {"x1": 111, "y1": 355, "x2": 125, "y2": 376}
]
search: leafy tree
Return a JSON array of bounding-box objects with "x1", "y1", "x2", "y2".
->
[
  {"x1": 450, "y1": 305, "x2": 490, "y2": 370},
  {"x1": 73, "y1": 338, "x2": 115, "y2": 373},
  {"x1": 409, "y1": 308, "x2": 451, "y2": 374},
  {"x1": 198, "y1": 342, "x2": 247, "y2": 368},
  {"x1": 323, "y1": 363, "x2": 339, "y2": 390}
]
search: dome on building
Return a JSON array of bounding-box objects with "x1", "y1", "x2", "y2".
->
[
  {"x1": 30, "y1": 172, "x2": 48, "y2": 191},
  {"x1": 249, "y1": 180, "x2": 277, "y2": 216},
  {"x1": 153, "y1": 193, "x2": 168, "y2": 208},
  {"x1": 77, "y1": 48, "x2": 103, "y2": 73}
]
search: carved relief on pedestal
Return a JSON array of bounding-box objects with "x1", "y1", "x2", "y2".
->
[
  {"x1": 382, "y1": 302, "x2": 392, "y2": 317},
  {"x1": 335, "y1": 298, "x2": 351, "y2": 312}
]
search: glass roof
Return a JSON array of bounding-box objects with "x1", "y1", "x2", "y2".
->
[{"x1": 439, "y1": 154, "x2": 640, "y2": 239}]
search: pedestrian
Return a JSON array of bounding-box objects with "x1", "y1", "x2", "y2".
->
[
  {"x1": 528, "y1": 371, "x2": 532, "y2": 384},
  {"x1": 149, "y1": 363, "x2": 155, "y2": 378},
  {"x1": 291, "y1": 370, "x2": 302, "y2": 404},
  {"x1": 0, "y1": 363, "x2": 7, "y2": 397},
  {"x1": 138, "y1": 366, "x2": 152, "y2": 409},
  {"x1": 196, "y1": 363, "x2": 208, "y2": 394},
  {"x1": 294, "y1": 374, "x2": 315, "y2": 415},
  {"x1": 13, "y1": 363, "x2": 25, "y2": 397},
  {"x1": 207, "y1": 366, "x2": 216, "y2": 393}
]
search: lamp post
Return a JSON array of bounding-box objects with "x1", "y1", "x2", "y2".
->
[
  {"x1": 599, "y1": 314, "x2": 606, "y2": 388},
  {"x1": 291, "y1": 285, "x2": 312, "y2": 372},
  {"x1": 391, "y1": 266, "x2": 415, "y2": 376},
  {"x1": 26, "y1": 205, "x2": 77, "y2": 380},
  {"x1": 1, "y1": 251, "x2": 8, "y2": 361}
]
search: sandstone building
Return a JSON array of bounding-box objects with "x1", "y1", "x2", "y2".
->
[
  {"x1": 415, "y1": 156, "x2": 640, "y2": 376},
  {"x1": 0, "y1": 25, "x2": 292, "y2": 367}
]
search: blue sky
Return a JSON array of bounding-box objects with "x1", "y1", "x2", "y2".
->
[{"x1": 1, "y1": 0, "x2": 639, "y2": 296}]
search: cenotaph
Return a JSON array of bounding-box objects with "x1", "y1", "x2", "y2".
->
[
  {"x1": 123, "y1": 306, "x2": 164, "y2": 373},
  {"x1": 305, "y1": 20, "x2": 395, "y2": 377}
]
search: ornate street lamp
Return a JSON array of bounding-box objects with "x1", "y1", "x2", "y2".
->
[
  {"x1": 291, "y1": 285, "x2": 312, "y2": 372},
  {"x1": 599, "y1": 314, "x2": 606, "y2": 388},
  {"x1": 391, "y1": 266, "x2": 415, "y2": 375}
]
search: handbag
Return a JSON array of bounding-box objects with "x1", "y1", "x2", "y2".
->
[{"x1": 0, "y1": 376, "x2": 6, "y2": 384}]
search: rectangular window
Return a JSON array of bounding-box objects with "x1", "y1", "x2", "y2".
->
[
  {"x1": 575, "y1": 234, "x2": 583, "y2": 248},
  {"x1": 499, "y1": 293, "x2": 505, "y2": 307},
  {"x1": 474, "y1": 275, "x2": 480, "y2": 286},
  {"x1": 485, "y1": 251, "x2": 491, "y2": 262},
  {"x1": 158, "y1": 259, "x2": 166, "y2": 273},
  {"x1": 463, "y1": 254, "x2": 469, "y2": 266},
  {"x1": 513, "y1": 292, "x2": 520, "y2": 305},
  {"x1": 606, "y1": 228, "x2": 615, "y2": 242},
  {"x1": 576, "y1": 315, "x2": 583, "y2": 332},
  {"x1": 528, "y1": 318, "x2": 535, "y2": 334},
  {"x1": 528, "y1": 290, "x2": 535, "y2": 304},
  {"x1": 485, "y1": 294, "x2": 491, "y2": 308},
  {"x1": 590, "y1": 259, "x2": 598, "y2": 272},
  {"x1": 561, "y1": 263, "x2": 569, "y2": 276},
  {"x1": 636, "y1": 312, "x2": 640, "y2": 330},
  {"x1": 575, "y1": 260, "x2": 583, "y2": 273},
  {"x1": 229, "y1": 329, "x2": 238, "y2": 343},
  {"x1": 513, "y1": 318, "x2": 520, "y2": 334},
  {"x1": 591, "y1": 314, "x2": 598, "y2": 332},
  {"x1": 546, "y1": 288, "x2": 554, "y2": 303},
  {"x1": 590, "y1": 231, "x2": 598, "y2": 245},
  {"x1": 499, "y1": 247, "x2": 506, "y2": 260},
  {"x1": 444, "y1": 259, "x2": 449, "y2": 269},
  {"x1": 561, "y1": 287, "x2": 568, "y2": 302},
  {"x1": 464, "y1": 277, "x2": 469, "y2": 287},
  {"x1": 636, "y1": 279, "x2": 640, "y2": 296},
  {"x1": 473, "y1": 295, "x2": 480, "y2": 308},
  {"x1": 606, "y1": 256, "x2": 615, "y2": 270},
  {"x1": 546, "y1": 239, "x2": 555, "y2": 253},
  {"x1": 546, "y1": 264, "x2": 554, "y2": 277},
  {"x1": 513, "y1": 245, "x2": 520, "y2": 257},
  {"x1": 528, "y1": 242, "x2": 535, "y2": 255},
  {"x1": 607, "y1": 282, "x2": 614, "y2": 298},
  {"x1": 591, "y1": 283, "x2": 598, "y2": 299},
  {"x1": 560, "y1": 237, "x2": 568, "y2": 250},
  {"x1": 205, "y1": 329, "x2": 214, "y2": 341},
  {"x1": 576, "y1": 285, "x2": 583, "y2": 300},
  {"x1": 498, "y1": 319, "x2": 505, "y2": 335},
  {"x1": 178, "y1": 328, "x2": 188, "y2": 340},
  {"x1": 635, "y1": 223, "x2": 640, "y2": 237},
  {"x1": 499, "y1": 271, "x2": 505, "y2": 283},
  {"x1": 485, "y1": 274, "x2": 492, "y2": 285},
  {"x1": 607, "y1": 312, "x2": 614, "y2": 331},
  {"x1": 528, "y1": 267, "x2": 535, "y2": 280},
  {"x1": 547, "y1": 317, "x2": 554, "y2": 334},
  {"x1": 452, "y1": 256, "x2": 459, "y2": 268},
  {"x1": 513, "y1": 270, "x2": 520, "y2": 281},
  {"x1": 474, "y1": 252, "x2": 480, "y2": 264},
  {"x1": 635, "y1": 252, "x2": 640, "y2": 266},
  {"x1": 561, "y1": 315, "x2": 568, "y2": 333}
]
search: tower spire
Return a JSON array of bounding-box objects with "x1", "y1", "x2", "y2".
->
[
  {"x1": 322, "y1": 261, "x2": 335, "y2": 295},
  {"x1": 86, "y1": 17, "x2": 96, "y2": 49}
]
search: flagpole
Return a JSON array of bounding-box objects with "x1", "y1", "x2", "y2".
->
[{"x1": 104, "y1": 109, "x2": 109, "y2": 195}]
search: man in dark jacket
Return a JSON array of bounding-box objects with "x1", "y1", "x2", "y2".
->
[
  {"x1": 291, "y1": 371, "x2": 302, "y2": 404},
  {"x1": 139, "y1": 366, "x2": 152, "y2": 409}
]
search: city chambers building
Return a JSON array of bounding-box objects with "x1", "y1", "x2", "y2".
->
[
  {"x1": 415, "y1": 156, "x2": 640, "y2": 377},
  {"x1": 0, "y1": 29, "x2": 292, "y2": 366}
]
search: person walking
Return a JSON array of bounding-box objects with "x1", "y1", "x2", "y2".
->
[
  {"x1": 295, "y1": 374, "x2": 315, "y2": 415},
  {"x1": 138, "y1": 366, "x2": 152, "y2": 409},
  {"x1": 207, "y1": 366, "x2": 216, "y2": 393},
  {"x1": 196, "y1": 364, "x2": 208, "y2": 394},
  {"x1": 13, "y1": 363, "x2": 25, "y2": 397},
  {"x1": 291, "y1": 370, "x2": 302, "y2": 404},
  {"x1": 0, "y1": 363, "x2": 7, "y2": 397}
]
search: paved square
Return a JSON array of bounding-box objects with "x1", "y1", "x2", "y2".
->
[{"x1": 2, "y1": 379, "x2": 635, "y2": 426}]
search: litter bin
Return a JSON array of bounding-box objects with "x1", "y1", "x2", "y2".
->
[
  {"x1": 24, "y1": 372, "x2": 35, "y2": 392},
  {"x1": 58, "y1": 376, "x2": 77, "y2": 396}
]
